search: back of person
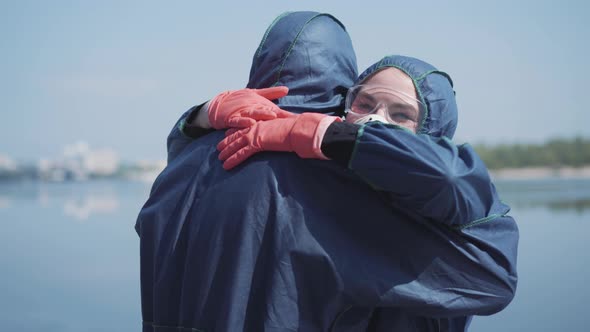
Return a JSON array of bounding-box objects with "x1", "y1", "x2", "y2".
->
[
  {"x1": 136, "y1": 11, "x2": 517, "y2": 332},
  {"x1": 139, "y1": 131, "x2": 515, "y2": 331}
]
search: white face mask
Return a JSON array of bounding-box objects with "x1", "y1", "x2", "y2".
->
[{"x1": 349, "y1": 113, "x2": 389, "y2": 125}]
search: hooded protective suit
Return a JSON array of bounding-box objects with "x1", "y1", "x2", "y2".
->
[{"x1": 137, "y1": 11, "x2": 518, "y2": 332}]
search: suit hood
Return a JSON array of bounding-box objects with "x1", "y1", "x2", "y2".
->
[
  {"x1": 247, "y1": 11, "x2": 358, "y2": 115},
  {"x1": 358, "y1": 55, "x2": 458, "y2": 138}
]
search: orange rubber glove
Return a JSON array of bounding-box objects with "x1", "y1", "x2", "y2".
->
[
  {"x1": 217, "y1": 113, "x2": 341, "y2": 170},
  {"x1": 208, "y1": 86, "x2": 292, "y2": 129}
]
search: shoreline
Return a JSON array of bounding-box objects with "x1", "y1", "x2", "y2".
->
[
  {"x1": 489, "y1": 166, "x2": 590, "y2": 181},
  {"x1": 3, "y1": 166, "x2": 590, "y2": 183}
]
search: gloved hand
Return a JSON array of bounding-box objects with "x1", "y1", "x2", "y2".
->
[
  {"x1": 208, "y1": 86, "x2": 293, "y2": 129},
  {"x1": 217, "y1": 113, "x2": 342, "y2": 170}
]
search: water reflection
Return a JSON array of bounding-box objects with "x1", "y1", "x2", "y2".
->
[
  {"x1": 495, "y1": 178, "x2": 590, "y2": 213},
  {"x1": 0, "y1": 180, "x2": 146, "y2": 332},
  {"x1": 37, "y1": 187, "x2": 50, "y2": 207},
  {"x1": 63, "y1": 195, "x2": 119, "y2": 221},
  {"x1": 0, "y1": 178, "x2": 589, "y2": 214},
  {"x1": 0, "y1": 196, "x2": 11, "y2": 208},
  {"x1": 0, "y1": 181, "x2": 133, "y2": 221},
  {"x1": 0, "y1": 178, "x2": 588, "y2": 331}
]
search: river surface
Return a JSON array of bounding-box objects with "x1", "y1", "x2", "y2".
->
[{"x1": 1, "y1": 178, "x2": 588, "y2": 331}]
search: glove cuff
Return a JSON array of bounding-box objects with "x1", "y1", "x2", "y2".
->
[
  {"x1": 207, "y1": 90, "x2": 233, "y2": 129},
  {"x1": 291, "y1": 113, "x2": 342, "y2": 159}
]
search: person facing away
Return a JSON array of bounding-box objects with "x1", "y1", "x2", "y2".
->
[{"x1": 136, "y1": 11, "x2": 518, "y2": 332}]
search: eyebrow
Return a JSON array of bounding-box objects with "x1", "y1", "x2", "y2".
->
[
  {"x1": 389, "y1": 102, "x2": 417, "y2": 114},
  {"x1": 357, "y1": 92, "x2": 377, "y2": 104}
]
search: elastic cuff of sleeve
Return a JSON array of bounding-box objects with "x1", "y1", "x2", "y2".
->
[
  {"x1": 193, "y1": 101, "x2": 212, "y2": 129},
  {"x1": 320, "y1": 122, "x2": 360, "y2": 166},
  {"x1": 181, "y1": 102, "x2": 215, "y2": 138},
  {"x1": 313, "y1": 116, "x2": 342, "y2": 159}
]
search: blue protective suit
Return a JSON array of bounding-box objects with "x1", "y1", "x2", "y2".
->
[{"x1": 136, "y1": 11, "x2": 518, "y2": 332}]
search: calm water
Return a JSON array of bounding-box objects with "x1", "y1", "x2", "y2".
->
[{"x1": 0, "y1": 178, "x2": 589, "y2": 331}]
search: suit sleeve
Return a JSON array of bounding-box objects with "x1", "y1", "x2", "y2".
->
[
  {"x1": 322, "y1": 121, "x2": 518, "y2": 316},
  {"x1": 347, "y1": 122, "x2": 505, "y2": 227},
  {"x1": 378, "y1": 204, "x2": 518, "y2": 317},
  {"x1": 166, "y1": 103, "x2": 215, "y2": 163}
]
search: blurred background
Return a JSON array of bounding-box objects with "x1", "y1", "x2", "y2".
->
[{"x1": 1, "y1": 0, "x2": 589, "y2": 331}]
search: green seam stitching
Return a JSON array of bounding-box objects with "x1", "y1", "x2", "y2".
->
[
  {"x1": 415, "y1": 70, "x2": 439, "y2": 82},
  {"x1": 416, "y1": 70, "x2": 454, "y2": 87},
  {"x1": 363, "y1": 61, "x2": 430, "y2": 134},
  {"x1": 143, "y1": 321, "x2": 206, "y2": 332},
  {"x1": 347, "y1": 123, "x2": 415, "y2": 191},
  {"x1": 255, "y1": 11, "x2": 292, "y2": 59},
  {"x1": 454, "y1": 213, "x2": 505, "y2": 231},
  {"x1": 348, "y1": 123, "x2": 366, "y2": 170},
  {"x1": 348, "y1": 122, "x2": 509, "y2": 230},
  {"x1": 441, "y1": 136, "x2": 453, "y2": 146},
  {"x1": 348, "y1": 122, "x2": 414, "y2": 169},
  {"x1": 177, "y1": 118, "x2": 192, "y2": 139},
  {"x1": 273, "y1": 13, "x2": 327, "y2": 85}
]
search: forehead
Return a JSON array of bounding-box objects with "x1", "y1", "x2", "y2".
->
[{"x1": 361, "y1": 67, "x2": 416, "y2": 99}]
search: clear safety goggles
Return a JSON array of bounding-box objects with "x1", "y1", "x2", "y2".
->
[{"x1": 344, "y1": 84, "x2": 424, "y2": 126}]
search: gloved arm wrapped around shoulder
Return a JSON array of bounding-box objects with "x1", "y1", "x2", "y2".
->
[
  {"x1": 167, "y1": 87, "x2": 290, "y2": 163},
  {"x1": 348, "y1": 121, "x2": 502, "y2": 228}
]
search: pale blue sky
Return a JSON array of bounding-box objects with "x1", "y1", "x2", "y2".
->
[{"x1": 2, "y1": 0, "x2": 589, "y2": 161}]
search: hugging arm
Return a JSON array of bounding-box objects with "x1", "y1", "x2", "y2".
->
[
  {"x1": 218, "y1": 117, "x2": 519, "y2": 317},
  {"x1": 366, "y1": 202, "x2": 519, "y2": 317},
  {"x1": 346, "y1": 122, "x2": 503, "y2": 228},
  {"x1": 166, "y1": 87, "x2": 290, "y2": 163},
  {"x1": 219, "y1": 116, "x2": 503, "y2": 228},
  {"x1": 332, "y1": 121, "x2": 519, "y2": 316},
  {"x1": 322, "y1": 122, "x2": 518, "y2": 316}
]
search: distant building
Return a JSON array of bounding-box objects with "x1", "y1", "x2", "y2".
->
[
  {"x1": 2, "y1": 142, "x2": 166, "y2": 182},
  {"x1": 0, "y1": 154, "x2": 20, "y2": 180},
  {"x1": 38, "y1": 141, "x2": 120, "y2": 181}
]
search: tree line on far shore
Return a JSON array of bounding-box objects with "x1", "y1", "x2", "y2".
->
[{"x1": 472, "y1": 137, "x2": 590, "y2": 170}]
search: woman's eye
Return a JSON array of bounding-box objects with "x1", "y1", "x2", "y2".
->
[
  {"x1": 359, "y1": 103, "x2": 374, "y2": 110},
  {"x1": 390, "y1": 112, "x2": 414, "y2": 122},
  {"x1": 353, "y1": 100, "x2": 375, "y2": 113}
]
